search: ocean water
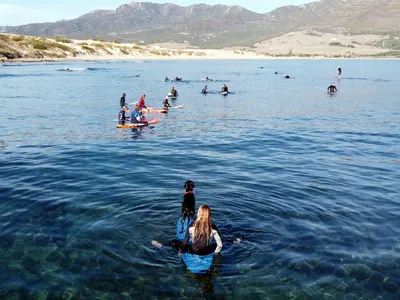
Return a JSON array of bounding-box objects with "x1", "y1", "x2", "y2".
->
[{"x1": 0, "y1": 59, "x2": 399, "y2": 299}]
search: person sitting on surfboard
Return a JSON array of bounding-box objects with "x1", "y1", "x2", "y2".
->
[
  {"x1": 174, "y1": 77, "x2": 182, "y2": 82},
  {"x1": 137, "y1": 94, "x2": 148, "y2": 110},
  {"x1": 327, "y1": 83, "x2": 337, "y2": 93},
  {"x1": 180, "y1": 205, "x2": 222, "y2": 256},
  {"x1": 165, "y1": 77, "x2": 170, "y2": 82},
  {"x1": 284, "y1": 75, "x2": 291, "y2": 79},
  {"x1": 120, "y1": 93, "x2": 127, "y2": 107},
  {"x1": 338, "y1": 66, "x2": 342, "y2": 76},
  {"x1": 130, "y1": 104, "x2": 148, "y2": 125},
  {"x1": 163, "y1": 96, "x2": 171, "y2": 109},
  {"x1": 201, "y1": 85, "x2": 208, "y2": 94},
  {"x1": 170, "y1": 87, "x2": 178, "y2": 97},
  {"x1": 221, "y1": 84, "x2": 228, "y2": 93},
  {"x1": 118, "y1": 105, "x2": 130, "y2": 125}
]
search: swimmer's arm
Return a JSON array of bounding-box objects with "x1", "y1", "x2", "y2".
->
[{"x1": 213, "y1": 229, "x2": 222, "y2": 253}]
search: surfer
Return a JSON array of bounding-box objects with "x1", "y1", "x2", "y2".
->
[
  {"x1": 201, "y1": 85, "x2": 208, "y2": 94},
  {"x1": 174, "y1": 77, "x2": 182, "y2": 82},
  {"x1": 275, "y1": 71, "x2": 278, "y2": 75},
  {"x1": 284, "y1": 75, "x2": 291, "y2": 79},
  {"x1": 221, "y1": 84, "x2": 228, "y2": 93},
  {"x1": 130, "y1": 104, "x2": 148, "y2": 125},
  {"x1": 120, "y1": 93, "x2": 127, "y2": 107},
  {"x1": 327, "y1": 83, "x2": 337, "y2": 93},
  {"x1": 165, "y1": 77, "x2": 170, "y2": 82},
  {"x1": 338, "y1": 66, "x2": 342, "y2": 76},
  {"x1": 137, "y1": 94, "x2": 148, "y2": 110},
  {"x1": 163, "y1": 96, "x2": 171, "y2": 109},
  {"x1": 179, "y1": 205, "x2": 222, "y2": 256},
  {"x1": 170, "y1": 87, "x2": 178, "y2": 97},
  {"x1": 118, "y1": 105, "x2": 130, "y2": 125}
]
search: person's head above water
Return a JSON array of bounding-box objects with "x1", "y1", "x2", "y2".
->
[{"x1": 122, "y1": 93, "x2": 126, "y2": 97}]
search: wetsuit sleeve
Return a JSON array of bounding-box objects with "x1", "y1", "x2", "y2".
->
[
  {"x1": 212, "y1": 229, "x2": 222, "y2": 253},
  {"x1": 181, "y1": 227, "x2": 191, "y2": 253}
]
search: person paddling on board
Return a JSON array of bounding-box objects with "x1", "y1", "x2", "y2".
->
[
  {"x1": 170, "y1": 87, "x2": 178, "y2": 97},
  {"x1": 327, "y1": 83, "x2": 337, "y2": 93},
  {"x1": 221, "y1": 84, "x2": 228, "y2": 93},
  {"x1": 118, "y1": 105, "x2": 130, "y2": 125},
  {"x1": 137, "y1": 94, "x2": 148, "y2": 111},
  {"x1": 120, "y1": 93, "x2": 127, "y2": 107},
  {"x1": 165, "y1": 77, "x2": 170, "y2": 82},
  {"x1": 130, "y1": 104, "x2": 149, "y2": 125},
  {"x1": 163, "y1": 96, "x2": 171, "y2": 109},
  {"x1": 201, "y1": 85, "x2": 208, "y2": 94},
  {"x1": 179, "y1": 205, "x2": 222, "y2": 256},
  {"x1": 337, "y1": 66, "x2": 342, "y2": 76}
]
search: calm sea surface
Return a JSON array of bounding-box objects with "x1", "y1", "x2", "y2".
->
[{"x1": 0, "y1": 59, "x2": 399, "y2": 299}]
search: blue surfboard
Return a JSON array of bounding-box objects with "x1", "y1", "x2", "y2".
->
[{"x1": 182, "y1": 253, "x2": 214, "y2": 274}]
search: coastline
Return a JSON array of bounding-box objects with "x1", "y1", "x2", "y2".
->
[{"x1": 1, "y1": 33, "x2": 399, "y2": 63}]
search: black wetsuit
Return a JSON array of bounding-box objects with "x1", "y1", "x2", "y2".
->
[
  {"x1": 181, "y1": 223, "x2": 221, "y2": 255},
  {"x1": 120, "y1": 96, "x2": 126, "y2": 107},
  {"x1": 163, "y1": 98, "x2": 171, "y2": 108},
  {"x1": 201, "y1": 87, "x2": 208, "y2": 94},
  {"x1": 328, "y1": 85, "x2": 337, "y2": 93},
  {"x1": 222, "y1": 86, "x2": 228, "y2": 93},
  {"x1": 338, "y1": 68, "x2": 342, "y2": 76}
]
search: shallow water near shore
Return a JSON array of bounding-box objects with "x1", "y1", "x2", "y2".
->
[{"x1": 1, "y1": 59, "x2": 399, "y2": 299}]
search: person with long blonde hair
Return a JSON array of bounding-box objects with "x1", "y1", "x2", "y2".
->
[{"x1": 181, "y1": 205, "x2": 222, "y2": 255}]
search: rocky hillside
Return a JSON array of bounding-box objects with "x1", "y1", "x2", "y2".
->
[{"x1": 1, "y1": 0, "x2": 400, "y2": 48}]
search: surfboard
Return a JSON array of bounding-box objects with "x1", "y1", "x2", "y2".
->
[
  {"x1": 327, "y1": 92, "x2": 337, "y2": 95},
  {"x1": 221, "y1": 91, "x2": 228, "y2": 96},
  {"x1": 181, "y1": 253, "x2": 214, "y2": 274},
  {"x1": 116, "y1": 119, "x2": 158, "y2": 128}
]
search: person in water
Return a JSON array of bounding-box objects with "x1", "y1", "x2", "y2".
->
[
  {"x1": 137, "y1": 94, "x2": 148, "y2": 110},
  {"x1": 221, "y1": 84, "x2": 228, "y2": 93},
  {"x1": 120, "y1": 93, "x2": 127, "y2": 107},
  {"x1": 275, "y1": 71, "x2": 278, "y2": 75},
  {"x1": 118, "y1": 105, "x2": 130, "y2": 124},
  {"x1": 170, "y1": 87, "x2": 178, "y2": 97},
  {"x1": 174, "y1": 77, "x2": 182, "y2": 82},
  {"x1": 201, "y1": 85, "x2": 208, "y2": 94},
  {"x1": 165, "y1": 77, "x2": 170, "y2": 82},
  {"x1": 130, "y1": 104, "x2": 148, "y2": 125},
  {"x1": 327, "y1": 83, "x2": 337, "y2": 93},
  {"x1": 180, "y1": 205, "x2": 222, "y2": 256},
  {"x1": 284, "y1": 75, "x2": 291, "y2": 79},
  {"x1": 338, "y1": 66, "x2": 342, "y2": 76},
  {"x1": 163, "y1": 96, "x2": 171, "y2": 109}
]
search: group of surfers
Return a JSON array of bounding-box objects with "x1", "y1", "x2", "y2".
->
[
  {"x1": 201, "y1": 84, "x2": 228, "y2": 95},
  {"x1": 118, "y1": 87, "x2": 180, "y2": 125}
]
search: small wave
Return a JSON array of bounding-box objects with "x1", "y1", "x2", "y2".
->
[
  {"x1": 57, "y1": 67, "x2": 108, "y2": 72},
  {"x1": 342, "y1": 77, "x2": 368, "y2": 81},
  {"x1": 0, "y1": 73, "x2": 48, "y2": 78}
]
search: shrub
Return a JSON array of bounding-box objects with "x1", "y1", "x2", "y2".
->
[
  {"x1": 82, "y1": 45, "x2": 95, "y2": 53},
  {"x1": 329, "y1": 42, "x2": 344, "y2": 47},
  {"x1": 12, "y1": 36, "x2": 24, "y2": 42},
  {"x1": 113, "y1": 40, "x2": 121, "y2": 44},
  {"x1": 53, "y1": 37, "x2": 72, "y2": 43}
]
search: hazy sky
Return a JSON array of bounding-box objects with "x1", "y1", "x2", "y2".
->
[{"x1": 0, "y1": 0, "x2": 311, "y2": 26}]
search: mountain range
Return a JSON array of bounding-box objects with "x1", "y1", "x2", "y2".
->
[{"x1": 1, "y1": 0, "x2": 400, "y2": 48}]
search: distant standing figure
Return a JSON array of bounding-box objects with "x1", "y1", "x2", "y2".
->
[
  {"x1": 163, "y1": 96, "x2": 171, "y2": 109},
  {"x1": 120, "y1": 93, "x2": 126, "y2": 107},
  {"x1": 170, "y1": 87, "x2": 178, "y2": 97},
  {"x1": 338, "y1": 66, "x2": 342, "y2": 76}
]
